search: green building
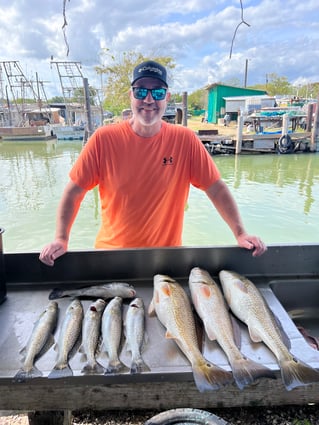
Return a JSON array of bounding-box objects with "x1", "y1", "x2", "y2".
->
[{"x1": 206, "y1": 84, "x2": 267, "y2": 123}]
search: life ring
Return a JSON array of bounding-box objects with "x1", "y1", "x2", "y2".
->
[{"x1": 277, "y1": 134, "x2": 293, "y2": 154}]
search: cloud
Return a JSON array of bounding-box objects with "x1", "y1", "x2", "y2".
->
[{"x1": 0, "y1": 0, "x2": 318, "y2": 97}]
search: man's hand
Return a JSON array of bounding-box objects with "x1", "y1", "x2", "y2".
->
[
  {"x1": 39, "y1": 240, "x2": 68, "y2": 266},
  {"x1": 236, "y1": 233, "x2": 267, "y2": 257}
]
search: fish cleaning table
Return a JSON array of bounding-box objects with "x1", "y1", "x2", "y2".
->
[{"x1": 0, "y1": 245, "x2": 319, "y2": 416}]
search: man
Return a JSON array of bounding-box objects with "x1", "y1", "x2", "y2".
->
[{"x1": 39, "y1": 60, "x2": 266, "y2": 266}]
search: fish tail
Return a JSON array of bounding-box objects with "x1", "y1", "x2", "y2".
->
[
  {"x1": 48, "y1": 363, "x2": 73, "y2": 379},
  {"x1": 81, "y1": 361, "x2": 105, "y2": 375},
  {"x1": 192, "y1": 359, "x2": 233, "y2": 392},
  {"x1": 280, "y1": 358, "x2": 319, "y2": 391},
  {"x1": 13, "y1": 366, "x2": 43, "y2": 383},
  {"x1": 105, "y1": 359, "x2": 130, "y2": 375},
  {"x1": 48, "y1": 288, "x2": 64, "y2": 300},
  {"x1": 230, "y1": 357, "x2": 276, "y2": 390},
  {"x1": 130, "y1": 356, "x2": 151, "y2": 374}
]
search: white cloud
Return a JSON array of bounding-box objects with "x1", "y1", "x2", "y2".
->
[{"x1": 0, "y1": 0, "x2": 318, "y2": 97}]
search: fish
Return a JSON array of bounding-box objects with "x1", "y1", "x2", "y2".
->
[
  {"x1": 79, "y1": 298, "x2": 106, "y2": 375},
  {"x1": 101, "y1": 296, "x2": 129, "y2": 374},
  {"x1": 188, "y1": 267, "x2": 275, "y2": 389},
  {"x1": 14, "y1": 301, "x2": 58, "y2": 383},
  {"x1": 219, "y1": 270, "x2": 319, "y2": 391},
  {"x1": 125, "y1": 297, "x2": 150, "y2": 373},
  {"x1": 148, "y1": 274, "x2": 233, "y2": 392},
  {"x1": 49, "y1": 282, "x2": 136, "y2": 300},
  {"x1": 48, "y1": 298, "x2": 84, "y2": 379}
]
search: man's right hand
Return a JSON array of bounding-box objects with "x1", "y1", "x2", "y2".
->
[{"x1": 39, "y1": 240, "x2": 68, "y2": 266}]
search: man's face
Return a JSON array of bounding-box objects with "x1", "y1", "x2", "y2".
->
[{"x1": 130, "y1": 77, "x2": 170, "y2": 127}]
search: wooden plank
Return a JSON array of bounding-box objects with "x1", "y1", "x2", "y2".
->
[{"x1": 1, "y1": 379, "x2": 319, "y2": 411}]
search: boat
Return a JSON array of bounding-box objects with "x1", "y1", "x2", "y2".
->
[
  {"x1": 0, "y1": 61, "x2": 57, "y2": 141},
  {"x1": 50, "y1": 61, "x2": 99, "y2": 141},
  {"x1": 50, "y1": 123, "x2": 85, "y2": 141},
  {"x1": 0, "y1": 124, "x2": 55, "y2": 141}
]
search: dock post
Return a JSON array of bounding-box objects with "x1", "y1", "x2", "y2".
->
[
  {"x1": 235, "y1": 115, "x2": 243, "y2": 154},
  {"x1": 282, "y1": 114, "x2": 289, "y2": 136},
  {"x1": 310, "y1": 94, "x2": 319, "y2": 152}
]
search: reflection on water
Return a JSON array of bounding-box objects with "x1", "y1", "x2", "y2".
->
[{"x1": 1, "y1": 139, "x2": 318, "y2": 253}]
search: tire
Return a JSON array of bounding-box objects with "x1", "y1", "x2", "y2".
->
[
  {"x1": 144, "y1": 408, "x2": 229, "y2": 425},
  {"x1": 277, "y1": 134, "x2": 293, "y2": 154}
]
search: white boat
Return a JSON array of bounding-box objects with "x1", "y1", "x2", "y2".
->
[
  {"x1": 51, "y1": 124, "x2": 85, "y2": 141},
  {"x1": 0, "y1": 124, "x2": 56, "y2": 141}
]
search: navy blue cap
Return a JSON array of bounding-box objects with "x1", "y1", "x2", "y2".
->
[{"x1": 131, "y1": 60, "x2": 168, "y2": 87}]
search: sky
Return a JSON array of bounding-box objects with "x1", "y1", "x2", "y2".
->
[{"x1": 0, "y1": 0, "x2": 319, "y2": 100}]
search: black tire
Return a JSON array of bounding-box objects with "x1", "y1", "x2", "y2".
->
[
  {"x1": 277, "y1": 134, "x2": 293, "y2": 154},
  {"x1": 144, "y1": 408, "x2": 229, "y2": 425}
]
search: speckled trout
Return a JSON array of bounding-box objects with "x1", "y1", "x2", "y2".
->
[
  {"x1": 149, "y1": 274, "x2": 233, "y2": 392},
  {"x1": 125, "y1": 297, "x2": 150, "y2": 373},
  {"x1": 48, "y1": 298, "x2": 83, "y2": 379},
  {"x1": 14, "y1": 301, "x2": 58, "y2": 382},
  {"x1": 189, "y1": 267, "x2": 275, "y2": 389},
  {"x1": 49, "y1": 282, "x2": 136, "y2": 300},
  {"x1": 80, "y1": 298, "x2": 106, "y2": 375},
  {"x1": 101, "y1": 296, "x2": 129, "y2": 374},
  {"x1": 219, "y1": 270, "x2": 319, "y2": 391}
]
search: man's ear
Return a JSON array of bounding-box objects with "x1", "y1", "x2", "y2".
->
[{"x1": 166, "y1": 91, "x2": 171, "y2": 101}]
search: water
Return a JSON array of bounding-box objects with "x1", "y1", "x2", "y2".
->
[{"x1": 1, "y1": 139, "x2": 318, "y2": 253}]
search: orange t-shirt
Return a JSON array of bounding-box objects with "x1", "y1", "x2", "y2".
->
[{"x1": 69, "y1": 120, "x2": 221, "y2": 248}]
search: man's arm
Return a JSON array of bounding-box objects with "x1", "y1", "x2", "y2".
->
[
  {"x1": 39, "y1": 180, "x2": 87, "y2": 266},
  {"x1": 205, "y1": 179, "x2": 267, "y2": 257}
]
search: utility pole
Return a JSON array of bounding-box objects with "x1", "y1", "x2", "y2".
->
[{"x1": 244, "y1": 59, "x2": 248, "y2": 88}]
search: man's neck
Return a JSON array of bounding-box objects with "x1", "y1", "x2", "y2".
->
[{"x1": 129, "y1": 118, "x2": 162, "y2": 138}]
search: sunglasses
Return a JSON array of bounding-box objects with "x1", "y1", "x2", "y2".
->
[{"x1": 132, "y1": 87, "x2": 167, "y2": 101}]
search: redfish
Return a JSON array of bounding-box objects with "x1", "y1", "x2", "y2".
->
[{"x1": 149, "y1": 274, "x2": 233, "y2": 392}]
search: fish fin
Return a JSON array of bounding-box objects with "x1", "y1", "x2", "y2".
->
[
  {"x1": 165, "y1": 330, "x2": 175, "y2": 339},
  {"x1": 48, "y1": 288, "x2": 64, "y2": 300},
  {"x1": 230, "y1": 357, "x2": 276, "y2": 390},
  {"x1": 230, "y1": 313, "x2": 242, "y2": 349},
  {"x1": 36, "y1": 334, "x2": 56, "y2": 359},
  {"x1": 48, "y1": 364, "x2": 73, "y2": 379},
  {"x1": 279, "y1": 357, "x2": 319, "y2": 391},
  {"x1": 68, "y1": 334, "x2": 82, "y2": 360},
  {"x1": 19, "y1": 347, "x2": 27, "y2": 361},
  {"x1": 130, "y1": 357, "x2": 151, "y2": 374},
  {"x1": 192, "y1": 360, "x2": 233, "y2": 392},
  {"x1": 247, "y1": 322, "x2": 263, "y2": 343},
  {"x1": 148, "y1": 298, "x2": 156, "y2": 317},
  {"x1": 81, "y1": 361, "x2": 105, "y2": 375},
  {"x1": 13, "y1": 366, "x2": 43, "y2": 383},
  {"x1": 233, "y1": 278, "x2": 248, "y2": 293},
  {"x1": 104, "y1": 359, "x2": 130, "y2": 375},
  {"x1": 161, "y1": 283, "x2": 171, "y2": 297}
]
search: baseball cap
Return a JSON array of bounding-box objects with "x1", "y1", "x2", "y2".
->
[{"x1": 131, "y1": 60, "x2": 168, "y2": 87}]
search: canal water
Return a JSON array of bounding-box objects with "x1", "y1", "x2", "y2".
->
[{"x1": 0, "y1": 139, "x2": 318, "y2": 253}]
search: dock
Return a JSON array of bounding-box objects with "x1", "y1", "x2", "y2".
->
[{"x1": 197, "y1": 126, "x2": 315, "y2": 155}]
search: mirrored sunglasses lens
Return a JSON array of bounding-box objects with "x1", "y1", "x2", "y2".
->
[
  {"x1": 152, "y1": 89, "x2": 166, "y2": 100},
  {"x1": 133, "y1": 88, "x2": 148, "y2": 99}
]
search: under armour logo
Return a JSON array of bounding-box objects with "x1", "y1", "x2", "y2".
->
[{"x1": 163, "y1": 156, "x2": 173, "y2": 165}]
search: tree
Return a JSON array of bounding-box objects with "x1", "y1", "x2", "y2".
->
[
  {"x1": 250, "y1": 73, "x2": 292, "y2": 96},
  {"x1": 95, "y1": 50, "x2": 176, "y2": 115},
  {"x1": 187, "y1": 89, "x2": 207, "y2": 112}
]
